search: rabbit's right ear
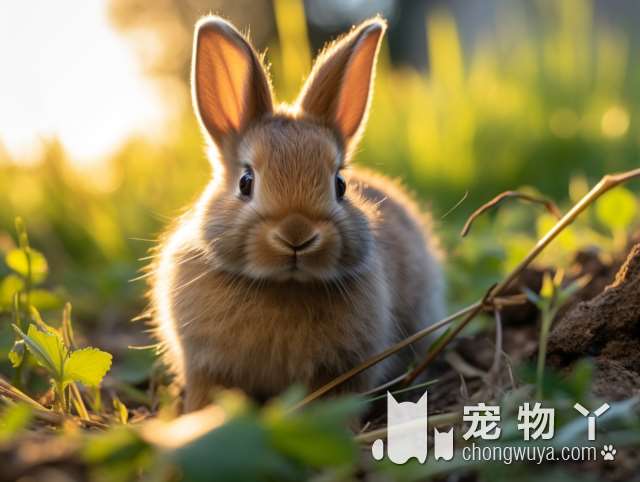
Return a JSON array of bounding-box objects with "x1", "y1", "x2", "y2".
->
[{"x1": 192, "y1": 17, "x2": 273, "y2": 150}]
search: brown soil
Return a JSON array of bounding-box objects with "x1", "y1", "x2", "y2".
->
[
  {"x1": 425, "y1": 245, "x2": 631, "y2": 413},
  {"x1": 548, "y1": 243, "x2": 640, "y2": 400}
]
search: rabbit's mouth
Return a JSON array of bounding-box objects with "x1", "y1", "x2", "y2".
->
[
  {"x1": 282, "y1": 262, "x2": 319, "y2": 282},
  {"x1": 242, "y1": 217, "x2": 343, "y2": 282},
  {"x1": 285, "y1": 253, "x2": 333, "y2": 282},
  {"x1": 251, "y1": 251, "x2": 340, "y2": 283}
]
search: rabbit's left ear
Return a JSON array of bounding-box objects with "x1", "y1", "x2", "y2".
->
[{"x1": 297, "y1": 18, "x2": 386, "y2": 151}]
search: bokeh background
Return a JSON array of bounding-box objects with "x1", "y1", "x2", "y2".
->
[{"x1": 1, "y1": 0, "x2": 639, "y2": 348}]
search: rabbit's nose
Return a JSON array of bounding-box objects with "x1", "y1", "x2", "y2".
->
[
  {"x1": 272, "y1": 214, "x2": 320, "y2": 253},
  {"x1": 274, "y1": 233, "x2": 319, "y2": 253}
]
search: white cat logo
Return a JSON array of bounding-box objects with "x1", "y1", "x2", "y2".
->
[
  {"x1": 371, "y1": 389, "x2": 456, "y2": 464},
  {"x1": 372, "y1": 391, "x2": 428, "y2": 463},
  {"x1": 433, "y1": 428, "x2": 454, "y2": 460}
]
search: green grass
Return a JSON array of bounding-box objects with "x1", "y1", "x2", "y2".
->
[{"x1": 0, "y1": 0, "x2": 638, "y2": 317}]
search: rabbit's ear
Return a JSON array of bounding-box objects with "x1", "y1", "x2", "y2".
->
[
  {"x1": 192, "y1": 17, "x2": 273, "y2": 149},
  {"x1": 297, "y1": 18, "x2": 386, "y2": 150}
]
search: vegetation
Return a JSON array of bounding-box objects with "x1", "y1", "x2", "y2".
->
[{"x1": 1, "y1": 0, "x2": 640, "y2": 480}]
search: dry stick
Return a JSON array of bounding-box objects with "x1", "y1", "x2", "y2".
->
[
  {"x1": 0, "y1": 377, "x2": 108, "y2": 429},
  {"x1": 0, "y1": 379, "x2": 65, "y2": 425},
  {"x1": 290, "y1": 302, "x2": 481, "y2": 411},
  {"x1": 405, "y1": 167, "x2": 640, "y2": 384},
  {"x1": 361, "y1": 292, "x2": 527, "y2": 397},
  {"x1": 402, "y1": 283, "x2": 496, "y2": 388},
  {"x1": 70, "y1": 382, "x2": 90, "y2": 421},
  {"x1": 493, "y1": 294, "x2": 528, "y2": 309},
  {"x1": 360, "y1": 373, "x2": 407, "y2": 397},
  {"x1": 0, "y1": 377, "x2": 49, "y2": 411},
  {"x1": 0, "y1": 396, "x2": 63, "y2": 425},
  {"x1": 489, "y1": 310, "x2": 504, "y2": 378},
  {"x1": 461, "y1": 190, "x2": 562, "y2": 237}
]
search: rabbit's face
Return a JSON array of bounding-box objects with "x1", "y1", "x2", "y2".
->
[
  {"x1": 202, "y1": 116, "x2": 375, "y2": 282},
  {"x1": 191, "y1": 16, "x2": 386, "y2": 282}
]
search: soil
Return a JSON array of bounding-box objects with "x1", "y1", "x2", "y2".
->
[
  {"x1": 437, "y1": 243, "x2": 640, "y2": 408},
  {"x1": 424, "y1": 245, "x2": 631, "y2": 413},
  {"x1": 548, "y1": 243, "x2": 640, "y2": 400}
]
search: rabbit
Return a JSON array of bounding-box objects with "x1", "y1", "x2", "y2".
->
[{"x1": 149, "y1": 15, "x2": 445, "y2": 412}]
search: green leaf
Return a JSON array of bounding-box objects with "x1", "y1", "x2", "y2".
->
[
  {"x1": 83, "y1": 426, "x2": 154, "y2": 481},
  {"x1": 13, "y1": 324, "x2": 67, "y2": 378},
  {"x1": 539, "y1": 272, "x2": 555, "y2": 299},
  {"x1": 62, "y1": 303, "x2": 75, "y2": 349},
  {"x1": 14, "y1": 217, "x2": 29, "y2": 250},
  {"x1": 5, "y1": 248, "x2": 48, "y2": 284},
  {"x1": 8, "y1": 339, "x2": 25, "y2": 367},
  {"x1": 269, "y1": 416, "x2": 356, "y2": 467},
  {"x1": 0, "y1": 275, "x2": 24, "y2": 309},
  {"x1": 83, "y1": 425, "x2": 146, "y2": 463},
  {"x1": 171, "y1": 416, "x2": 297, "y2": 482},
  {"x1": 64, "y1": 347, "x2": 112, "y2": 387},
  {"x1": 0, "y1": 403, "x2": 33, "y2": 443},
  {"x1": 596, "y1": 186, "x2": 638, "y2": 233},
  {"x1": 15, "y1": 323, "x2": 113, "y2": 387},
  {"x1": 110, "y1": 348, "x2": 155, "y2": 385},
  {"x1": 537, "y1": 213, "x2": 577, "y2": 251},
  {"x1": 29, "y1": 289, "x2": 63, "y2": 311},
  {"x1": 266, "y1": 397, "x2": 360, "y2": 468},
  {"x1": 29, "y1": 305, "x2": 58, "y2": 334},
  {"x1": 113, "y1": 397, "x2": 129, "y2": 424}
]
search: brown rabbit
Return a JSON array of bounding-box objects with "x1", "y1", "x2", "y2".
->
[{"x1": 150, "y1": 15, "x2": 445, "y2": 411}]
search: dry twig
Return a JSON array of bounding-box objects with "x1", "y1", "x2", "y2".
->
[
  {"x1": 0, "y1": 377, "x2": 107, "y2": 429},
  {"x1": 461, "y1": 190, "x2": 561, "y2": 237}
]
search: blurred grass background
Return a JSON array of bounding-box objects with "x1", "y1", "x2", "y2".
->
[{"x1": 0, "y1": 0, "x2": 639, "y2": 341}]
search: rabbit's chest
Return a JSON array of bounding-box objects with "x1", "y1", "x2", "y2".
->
[{"x1": 175, "y1": 268, "x2": 390, "y2": 388}]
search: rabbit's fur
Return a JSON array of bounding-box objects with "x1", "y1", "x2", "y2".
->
[{"x1": 150, "y1": 15, "x2": 445, "y2": 411}]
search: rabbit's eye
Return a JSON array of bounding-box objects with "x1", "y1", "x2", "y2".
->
[
  {"x1": 335, "y1": 173, "x2": 346, "y2": 200},
  {"x1": 239, "y1": 168, "x2": 254, "y2": 197}
]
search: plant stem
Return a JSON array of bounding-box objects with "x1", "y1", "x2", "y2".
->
[
  {"x1": 11, "y1": 294, "x2": 24, "y2": 389},
  {"x1": 56, "y1": 381, "x2": 67, "y2": 413},
  {"x1": 536, "y1": 305, "x2": 554, "y2": 399},
  {"x1": 70, "y1": 383, "x2": 90, "y2": 420}
]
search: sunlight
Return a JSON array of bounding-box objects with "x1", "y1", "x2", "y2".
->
[{"x1": 0, "y1": 1, "x2": 167, "y2": 165}]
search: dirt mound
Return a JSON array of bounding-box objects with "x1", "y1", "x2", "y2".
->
[{"x1": 548, "y1": 243, "x2": 640, "y2": 400}]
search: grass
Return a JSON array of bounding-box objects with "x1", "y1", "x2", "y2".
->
[
  {"x1": 0, "y1": 0, "x2": 638, "y2": 316},
  {"x1": 0, "y1": 0, "x2": 640, "y2": 480}
]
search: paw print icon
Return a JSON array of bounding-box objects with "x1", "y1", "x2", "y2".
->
[{"x1": 601, "y1": 444, "x2": 617, "y2": 461}]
